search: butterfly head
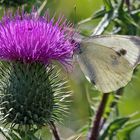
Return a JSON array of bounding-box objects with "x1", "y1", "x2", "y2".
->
[{"x1": 74, "y1": 43, "x2": 84, "y2": 55}]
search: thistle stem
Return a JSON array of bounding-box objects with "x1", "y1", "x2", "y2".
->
[
  {"x1": 50, "y1": 121, "x2": 60, "y2": 140},
  {"x1": 88, "y1": 93, "x2": 110, "y2": 140},
  {"x1": 100, "y1": 88, "x2": 124, "y2": 130}
]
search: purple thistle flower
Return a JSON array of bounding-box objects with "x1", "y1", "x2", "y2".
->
[
  {"x1": 0, "y1": 10, "x2": 73, "y2": 135},
  {"x1": 0, "y1": 11, "x2": 76, "y2": 69}
]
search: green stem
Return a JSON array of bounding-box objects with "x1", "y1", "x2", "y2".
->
[{"x1": 88, "y1": 93, "x2": 110, "y2": 140}]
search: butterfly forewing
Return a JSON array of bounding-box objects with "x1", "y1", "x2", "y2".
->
[
  {"x1": 76, "y1": 35, "x2": 140, "y2": 93},
  {"x1": 89, "y1": 35, "x2": 140, "y2": 66}
]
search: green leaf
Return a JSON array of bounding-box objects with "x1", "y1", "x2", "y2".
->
[
  {"x1": 9, "y1": 130, "x2": 22, "y2": 140},
  {"x1": 118, "y1": 0, "x2": 125, "y2": 11},
  {"x1": 99, "y1": 117, "x2": 130, "y2": 140},
  {"x1": 117, "y1": 119, "x2": 140, "y2": 140},
  {"x1": 103, "y1": 0, "x2": 113, "y2": 11},
  {"x1": 92, "y1": 7, "x2": 106, "y2": 19},
  {"x1": 91, "y1": 10, "x2": 114, "y2": 35},
  {"x1": 131, "y1": 9, "x2": 140, "y2": 15},
  {"x1": 0, "y1": 127, "x2": 13, "y2": 140}
]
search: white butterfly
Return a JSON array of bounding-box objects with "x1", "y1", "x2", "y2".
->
[{"x1": 74, "y1": 35, "x2": 140, "y2": 93}]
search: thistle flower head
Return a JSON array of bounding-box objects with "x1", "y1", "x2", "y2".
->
[
  {"x1": 0, "y1": 10, "x2": 74, "y2": 131},
  {"x1": 0, "y1": 11, "x2": 75, "y2": 69}
]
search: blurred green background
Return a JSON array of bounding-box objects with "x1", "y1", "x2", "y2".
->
[{"x1": 0, "y1": 0, "x2": 140, "y2": 140}]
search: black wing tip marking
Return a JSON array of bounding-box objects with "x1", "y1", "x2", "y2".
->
[
  {"x1": 116, "y1": 49, "x2": 127, "y2": 56},
  {"x1": 110, "y1": 49, "x2": 127, "y2": 66}
]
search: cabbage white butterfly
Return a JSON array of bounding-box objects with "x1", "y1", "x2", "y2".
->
[{"x1": 74, "y1": 35, "x2": 140, "y2": 93}]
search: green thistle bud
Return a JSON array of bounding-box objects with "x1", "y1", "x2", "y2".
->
[
  {"x1": 0, "y1": 61, "x2": 69, "y2": 130},
  {"x1": 0, "y1": 0, "x2": 29, "y2": 6},
  {"x1": 0, "y1": 0, "x2": 38, "y2": 6}
]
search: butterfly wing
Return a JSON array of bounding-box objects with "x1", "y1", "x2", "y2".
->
[
  {"x1": 76, "y1": 35, "x2": 140, "y2": 93},
  {"x1": 90, "y1": 35, "x2": 140, "y2": 66}
]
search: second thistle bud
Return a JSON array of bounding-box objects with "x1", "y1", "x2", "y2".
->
[
  {"x1": 0, "y1": 61, "x2": 69, "y2": 129},
  {"x1": 0, "y1": 0, "x2": 34, "y2": 6}
]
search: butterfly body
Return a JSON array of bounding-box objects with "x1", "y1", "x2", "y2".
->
[{"x1": 75, "y1": 35, "x2": 140, "y2": 93}]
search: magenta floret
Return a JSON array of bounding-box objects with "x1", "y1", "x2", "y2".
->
[{"x1": 0, "y1": 11, "x2": 75, "y2": 69}]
